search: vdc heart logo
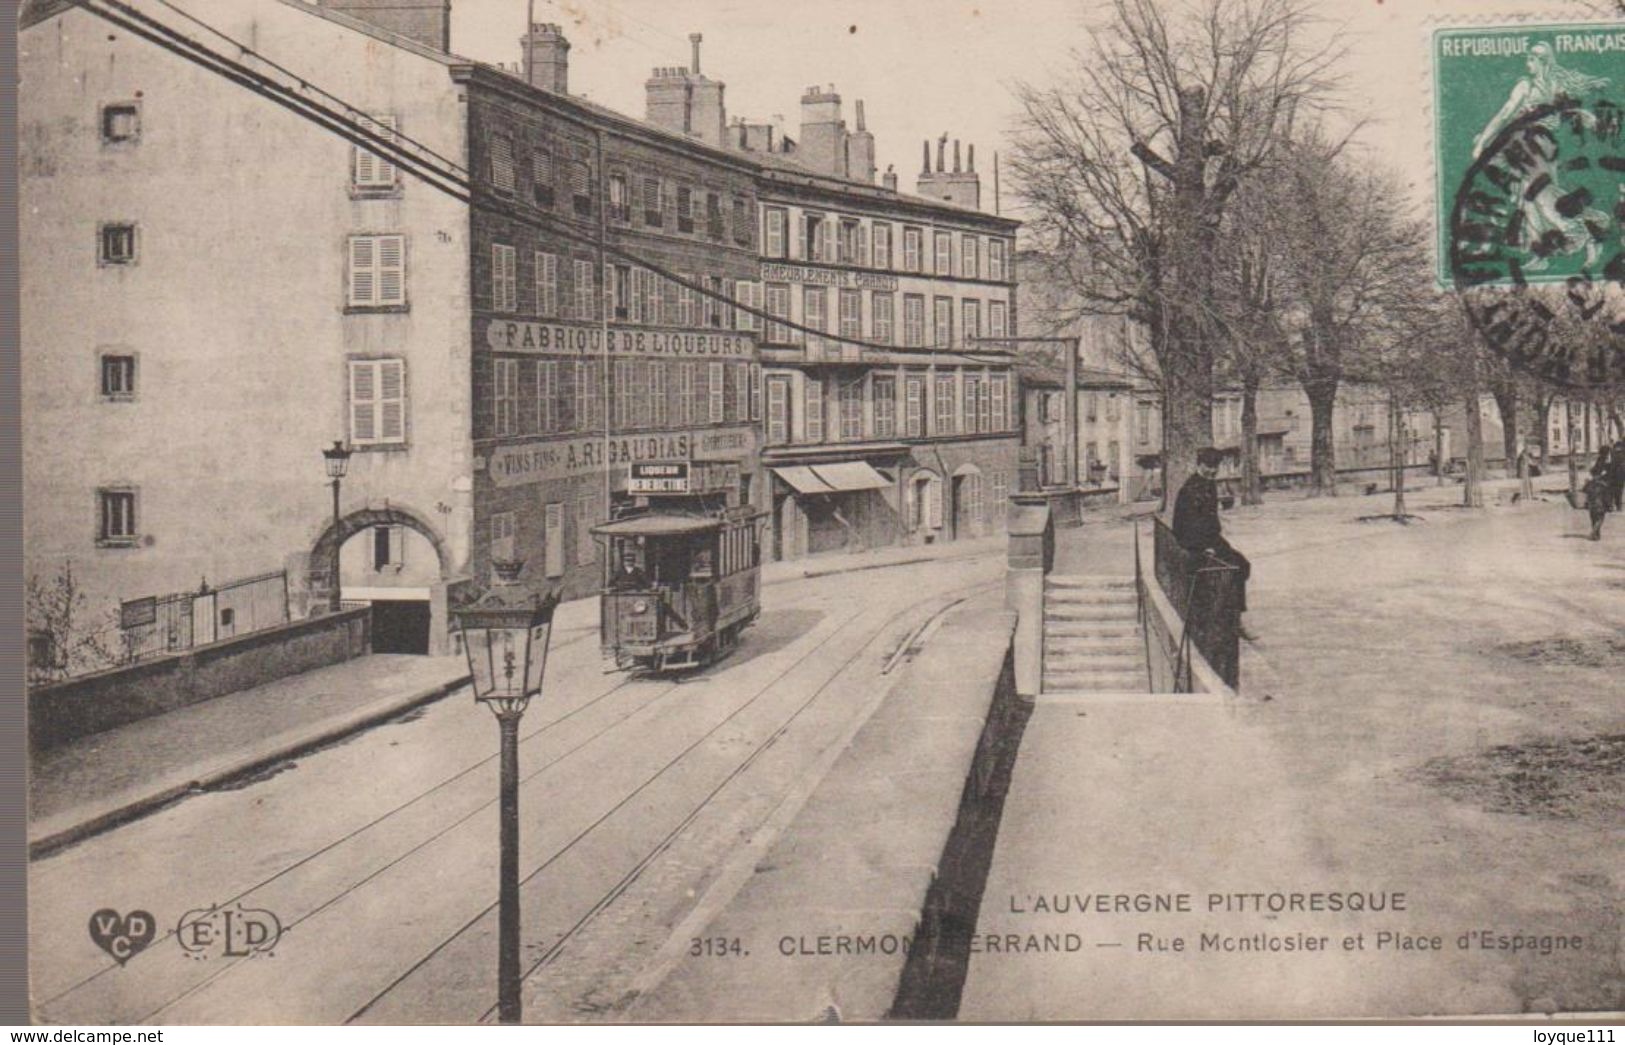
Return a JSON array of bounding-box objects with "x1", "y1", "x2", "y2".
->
[{"x1": 88, "y1": 909, "x2": 156, "y2": 965}]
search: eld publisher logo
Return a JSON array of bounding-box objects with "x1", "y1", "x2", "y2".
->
[{"x1": 176, "y1": 903, "x2": 283, "y2": 960}]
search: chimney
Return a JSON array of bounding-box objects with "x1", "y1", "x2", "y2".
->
[
  {"x1": 921, "y1": 140, "x2": 931, "y2": 174},
  {"x1": 882, "y1": 164, "x2": 898, "y2": 192},
  {"x1": 798, "y1": 85, "x2": 847, "y2": 178},
  {"x1": 917, "y1": 134, "x2": 982, "y2": 210},
  {"x1": 845, "y1": 99, "x2": 876, "y2": 184},
  {"x1": 521, "y1": 23, "x2": 570, "y2": 94},
  {"x1": 645, "y1": 34, "x2": 727, "y2": 147},
  {"x1": 317, "y1": 0, "x2": 450, "y2": 51}
]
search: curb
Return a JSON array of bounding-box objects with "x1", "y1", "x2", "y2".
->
[{"x1": 28, "y1": 673, "x2": 470, "y2": 860}]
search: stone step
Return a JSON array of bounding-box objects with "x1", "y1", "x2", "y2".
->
[
  {"x1": 1044, "y1": 606, "x2": 1139, "y2": 623},
  {"x1": 1046, "y1": 575, "x2": 1137, "y2": 590},
  {"x1": 1043, "y1": 669, "x2": 1150, "y2": 692},
  {"x1": 1044, "y1": 620, "x2": 1140, "y2": 640},
  {"x1": 1037, "y1": 690, "x2": 1215, "y2": 704},
  {"x1": 1044, "y1": 589, "x2": 1138, "y2": 606},
  {"x1": 1044, "y1": 643, "x2": 1143, "y2": 661},
  {"x1": 1044, "y1": 651, "x2": 1144, "y2": 670}
]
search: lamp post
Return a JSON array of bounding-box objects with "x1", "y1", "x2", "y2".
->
[
  {"x1": 322, "y1": 441, "x2": 353, "y2": 612},
  {"x1": 453, "y1": 562, "x2": 561, "y2": 1025}
]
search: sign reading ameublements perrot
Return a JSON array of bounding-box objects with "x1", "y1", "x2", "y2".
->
[
  {"x1": 760, "y1": 263, "x2": 899, "y2": 291},
  {"x1": 485, "y1": 320, "x2": 753, "y2": 358}
]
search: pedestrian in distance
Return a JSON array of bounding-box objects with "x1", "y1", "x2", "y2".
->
[
  {"x1": 1585, "y1": 446, "x2": 1613, "y2": 541},
  {"x1": 1609, "y1": 439, "x2": 1625, "y2": 512},
  {"x1": 1173, "y1": 446, "x2": 1254, "y2": 634}
]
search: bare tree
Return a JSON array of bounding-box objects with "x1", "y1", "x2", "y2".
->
[
  {"x1": 1010, "y1": 0, "x2": 1343, "y2": 503},
  {"x1": 26, "y1": 560, "x2": 116, "y2": 685}
]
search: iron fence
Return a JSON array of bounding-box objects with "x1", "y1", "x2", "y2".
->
[
  {"x1": 1151, "y1": 517, "x2": 1242, "y2": 690},
  {"x1": 118, "y1": 570, "x2": 289, "y2": 665}
]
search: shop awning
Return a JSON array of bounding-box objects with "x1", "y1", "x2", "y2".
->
[{"x1": 773, "y1": 461, "x2": 892, "y2": 495}]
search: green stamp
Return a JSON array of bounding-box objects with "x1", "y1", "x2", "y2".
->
[{"x1": 1434, "y1": 24, "x2": 1624, "y2": 288}]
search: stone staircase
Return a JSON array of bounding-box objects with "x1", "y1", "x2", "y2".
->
[{"x1": 1041, "y1": 575, "x2": 1150, "y2": 695}]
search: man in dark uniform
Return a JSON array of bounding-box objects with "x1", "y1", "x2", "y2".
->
[
  {"x1": 1173, "y1": 447, "x2": 1252, "y2": 616},
  {"x1": 1609, "y1": 439, "x2": 1625, "y2": 512}
]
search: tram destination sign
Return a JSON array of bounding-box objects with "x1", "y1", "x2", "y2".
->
[{"x1": 629, "y1": 462, "x2": 690, "y2": 494}]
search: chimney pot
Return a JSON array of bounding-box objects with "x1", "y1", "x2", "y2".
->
[
  {"x1": 968, "y1": 144, "x2": 975, "y2": 172},
  {"x1": 689, "y1": 32, "x2": 702, "y2": 74},
  {"x1": 954, "y1": 139, "x2": 961, "y2": 173}
]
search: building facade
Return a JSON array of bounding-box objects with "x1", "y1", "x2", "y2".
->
[
  {"x1": 22, "y1": 0, "x2": 477, "y2": 659},
  {"x1": 461, "y1": 36, "x2": 763, "y2": 603}
]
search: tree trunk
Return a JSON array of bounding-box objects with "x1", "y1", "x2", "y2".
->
[
  {"x1": 1568, "y1": 418, "x2": 1581, "y2": 501},
  {"x1": 1240, "y1": 375, "x2": 1263, "y2": 506},
  {"x1": 1489, "y1": 377, "x2": 1519, "y2": 476},
  {"x1": 1304, "y1": 379, "x2": 1338, "y2": 496},
  {"x1": 1463, "y1": 393, "x2": 1486, "y2": 509},
  {"x1": 1390, "y1": 390, "x2": 1407, "y2": 519},
  {"x1": 1434, "y1": 412, "x2": 1447, "y2": 485},
  {"x1": 1536, "y1": 395, "x2": 1553, "y2": 471}
]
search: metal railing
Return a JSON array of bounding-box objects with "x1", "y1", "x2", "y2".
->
[
  {"x1": 118, "y1": 570, "x2": 290, "y2": 664},
  {"x1": 1151, "y1": 518, "x2": 1242, "y2": 691}
]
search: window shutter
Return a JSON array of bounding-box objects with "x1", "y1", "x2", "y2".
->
[
  {"x1": 379, "y1": 359, "x2": 405, "y2": 441},
  {"x1": 389, "y1": 524, "x2": 406, "y2": 567},
  {"x1": 349, "y1": 237, "x2": 376, "y2": 306},
  {"x1": 927, "y1": 477, "x2": 943, "y2": 529},
  {"x1": 350, "y1": 361, "x2": 377, "y2": 442},
  {"x1": 354, "y1": 115, "x2": 397, "y2": 188},
  {"x1": 378, "y1": 235, "x2": 405, "y2": 306},
  {"x1": 544, "y1": 503, "x2": 565, "y2": 578}
]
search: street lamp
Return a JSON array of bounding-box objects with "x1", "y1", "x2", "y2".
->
[
  {"x1": 453, "y1": 561, "x2": 561, "y2": 1025},
  {"x1": 322, "y1": 440, "x2": 353, "y2": 612}
]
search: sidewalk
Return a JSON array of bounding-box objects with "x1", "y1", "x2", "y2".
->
[
  {"x1": 959, "y1": 493, "x2": 1625, "y2": 1019},
  {"x1": 29, "y1": 536, "x2": 1008, "y2": 858}
]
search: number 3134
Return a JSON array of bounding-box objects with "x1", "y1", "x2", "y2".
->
[{"x1": 689, "y1": 936, "x2": 745, "y2": 957}]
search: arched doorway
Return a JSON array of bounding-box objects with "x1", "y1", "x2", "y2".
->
[
  {"x1": 308, "y1": 506, "x2": 451, "y2": 655},
  {"x1": 906, "y1": 469, "x2": 943, "y2": 541},
  {"x1": 951, "y1": 463, "x2": 984, "y2": 540}
]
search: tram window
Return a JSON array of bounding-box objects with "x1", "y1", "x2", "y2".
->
[{"x1": 691, "y1": 548, "x2": 714, "y2": 579}]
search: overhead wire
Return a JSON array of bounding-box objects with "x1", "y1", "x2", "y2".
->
[{"x1": 68, "y1": 0, "x2": 1015, "y2": 363}]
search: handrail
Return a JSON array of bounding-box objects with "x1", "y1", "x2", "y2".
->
[
  {"x1": 1175, "y1": 558, "x2": 1242, "y2": 692},
  {"x1": 1133, "y1": 520, "x2": 1156, "y2": 694}
]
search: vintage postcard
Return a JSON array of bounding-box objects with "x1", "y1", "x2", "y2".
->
[{"x1": 17, "y1": 0, "x2": 1625, "y2": 1025}]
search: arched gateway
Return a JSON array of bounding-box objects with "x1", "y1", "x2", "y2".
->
[{"x1": 307, "y1": 505, "x2": 454, "y2": 655}]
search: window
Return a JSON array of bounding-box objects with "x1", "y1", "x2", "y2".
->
[
  {"x1": 765, "y1": 283, "x2": 791, "y2": 344},
  {"x1": 632, "y1": 268, "x2": 650, "y2": 325},
  {"x1": 978, "y1": 375, "x2": 993, "y2": 433},
  {"x1": 536, "y1": 252, "x2": 558, "y2": 317},
  {"x1": 706, "y1": 192, "x2": 724, "y2": 239},
  {"x1": 734, "y1": 281, "x2": 761, "y2": 333},
  {"x1": 933, "y1": 297, "x2": 953, "y2": 348},
  {"x1": 804, "y1": 286, "x2": 827, "y2": 336},
  {"x1": 675, "y1": 274, "x2": 696, "y2": 327},
  {"x1": 838, "y1": 289, "x2": 862, "y2": 340},
  {"x1": 732, "y1": 197, "x2": 752, "y2": 246},
  {"x1": 571, "y1": 159, "x2": 593, "y2": 216},
  {"x1": 350, "y1": 114, "x2": 399, "y2": 191},
  {"x1": 964, "y1": 375, "x2": 982, "y2": 434},
  {"x1": 491, "y1": 512, "x2": 517, "y2": 564},
  {"x1": 839, "y1": 379, "x2": 863, "y2": 440},
  {"x1": 766, "y1": 376, "x2": 791, "y2": 444},
  {"x1": 903, "y1": 227, "x2": 922, "y2": 272},
  {"x1": 611, "y1": 265, "x2": 630, "y2": 320},
  {"x1": 1138, "y1": 403, "x2": 1152, "y2": 443},
  {"x1": 874, "y1": 376, "x2": 897, "y2": 439},
  {"x1": 544, "y1": 503, "x2": 565, "y2": 578},
  {"x1": 493, "y1": 358, "x2": 519, "y2": 436},
  {"x1": 98, "y1": 489, "x2": 137, "y2": 545},
  {"x1": 805, "y1": 377, "x2": 824, "y2": 442},
  {"x1": 347, "y1": 234, "x2": 406, "y2": 308},
  {"x1": 613, "y1": 359, "x2": 633, "y2": 427},
  {"x1": 99, "y1": 223, "x2": 137, "y2": 266},
  {"x1": 961, "y1": 235, "x2": 979, "y2": 279},
  {"x1": 990, "y1": 300, "x2": 1008, "y2": 339},
  {"x1": 989, "y1": 238, "x2": 1007, "y2": 281},
  {"x1": 751, "y1": 363, "x2": 763, "y2": 421},
  {"x1": 1107, "y1": 393, "x2": 1121, "y2": 422},
  {"x1": 100, "y1": 353, "x2": 135, "y2": 400},
  {"x1": 576, "y1": 495, "x2": 597, "y2": 566},
  {"x1": 903, "y1": 295, "x2": 926, "y2": 348},
  {"x1": 709, "y1": 362, "x2": 726, "y2": 423},
  {"x1": 1086, "y1": 393, "x2": 1099, "y2": 423},
  {"x1": 839, "y1": 219, "x2": 863, "y2": 264},
  {"x1": 490, "y1": 135, "x2": 516, "y2": 195},
  {"x1": 651, "y1": 360, "x2": 667, "y2": 426},
  {"x1": 492, "y1": 244, "x2": 517, "y2": 313},
  {"x1": 533, "y1": 149, "x2": 555, "y2": 206},
  {"x1": 805, "y1": 213, "x2": 827, "y2": 261},
  {"x1": 905, "y1": 376, "x2": 925, "y2": 437},
  {"x1": 707, "y1": 276, "x2": 726, "y2": 328},
  {"x1": 629, "y1": 359, "x2": 649, "y2": 427},
  {"x1": 101, "y1": 102, "x2": 140, "y2": 143},
  {"x1": 734, "y1": 362, "x2": 750, "y2": 421},
  {"x1": 872, "y1": 292, "x2": 894, "y2": 345},
  {"x1": 677, "y1": 186, "x2": 694, "y2": 233},
  {"x1": 575, "y1": 360, "x2": 598, "y2": 430},
  {"x1": 935, "y1": 374, "x2": 956, "y2": 435},
  {"x1": 873, "y1": 223, "x2": 892, "y2": 269},
  {"x1": 373, "y1": 525, "x2": 405, "y2": 571},
  {"x1": 991, "y1": 374, "x2": 1009, "y2": 431},
  {"x1": 573, "y1": 259, "x2": 595, "y2": 320},
  {"x1": 962, "y1": 299, "x2": 981, "y2": 342},
  {"x1": 608, "y1": 173, "x2": 630, "y2": 223},
  {"x1": 991, "y1": 474, "x2": 1009, "y2": 524},
  {"x1": 679, "y1": 361, "x2": 699, "y2": 426},
  {"x1": 538, "y1": 360, "x2": 557, "y2": 432},
  {"x1": 642, "y1": 176, "x2": 664, "y2": 226},
  {"x1": 934, "y1": 232, "x2": 952, "y2": 275},
  {"x1": 349, "y1": 358, "x2": 407, "y2": 445},
  {"x1": 764, "y1": 208, "x2": 787, "y2": 258}
]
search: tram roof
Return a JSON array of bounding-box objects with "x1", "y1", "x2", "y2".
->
[{"x1": 591, "y1": 515, "x2": 725, "y2": 537}]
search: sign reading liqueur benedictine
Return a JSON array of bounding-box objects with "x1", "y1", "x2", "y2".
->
[
  {"x1": 486, "y1": 426, "x2": 758, "y2": 487},
  {"x1": 486, "y1": 320, "x2": 753, "y2": 358}
]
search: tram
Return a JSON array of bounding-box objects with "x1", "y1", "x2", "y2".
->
[{"x1": 593, "y1": 498, "x2": 765, "y2": 674}]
